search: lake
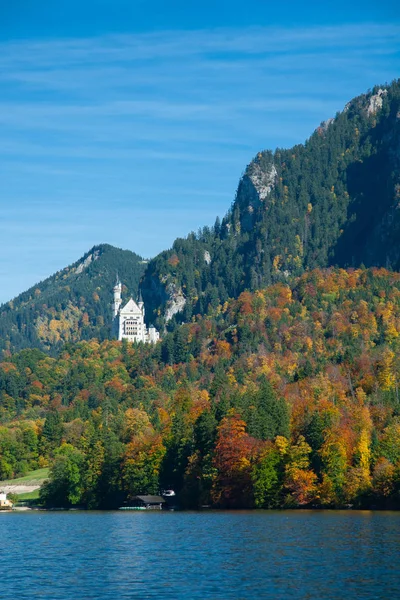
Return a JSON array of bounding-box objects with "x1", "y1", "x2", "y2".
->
[{"x1": 0, "y1": 510, "x2": 399, "y2": 599}]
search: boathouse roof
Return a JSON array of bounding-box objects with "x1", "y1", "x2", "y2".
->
[{"x1": 135, "y1": 495, "x2": 165, "y2": 504}]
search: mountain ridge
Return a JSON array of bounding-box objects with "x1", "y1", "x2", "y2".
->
[
  {"x1": 141, "y1": 79, "x2": 400, "y2": 329},
  {"x1": 1, "y1": 79, "x2": 400, "y2": 354}
]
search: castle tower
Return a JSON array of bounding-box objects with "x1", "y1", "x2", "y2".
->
[
  {"x1": 137, "y1": 289, "x2": 144, "y2": 316},
  {"x1": 112, "y1": 275, "x2": 122, "y2": 318}
]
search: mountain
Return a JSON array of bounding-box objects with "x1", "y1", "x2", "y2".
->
[
  {"x1": 2, "y1": 80, "x2": 400, "y2": 511},
  {"x1": 2, "y1": 80, "x2": 400, "y2": 354},
  {"x1": 142, "y1": 80, "x2": 400, "y2": 329},
  {"x1": 0, "y1": 244, "x2": 146, "y2": 356}
]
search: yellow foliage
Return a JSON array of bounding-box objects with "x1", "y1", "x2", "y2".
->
[
  {"x1": 124, "y1": 408, "x2": 154, "y2": 441},
  {"x1": 377, "y1": 349, "x2": 396, "y2": 391},
  {"x1": 275, "y1": 436, "x2": 289, "y2": 456},
  {"x1": 357, "y1": 429, "x2": 371, "y2": 476},
  {"x1": 355, "y1": 387, "x2": 367, "y2": 405},
  {"x1": 303, "y1": 337, "x2": 313, "y2": 351},
  {"x1": 272, "y1": 255, "x2": 281, "y2": 271}
]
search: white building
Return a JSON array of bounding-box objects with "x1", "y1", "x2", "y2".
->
[
  {"x1": 0, "y1": 491, "x2": 13, "y2": 509},
  {"x1": 112, "y1": 277, "x2": 159, "y2": 344}
]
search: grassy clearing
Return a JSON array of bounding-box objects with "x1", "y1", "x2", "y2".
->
[
  {"x1": 0, "y1": 467, "x2": 49, "y2": 487},
  {"x1": 15, "y1": 489, "x2": 40, "y2": 501}
]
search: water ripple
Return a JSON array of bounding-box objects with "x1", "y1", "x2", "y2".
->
[{"x1": 0, "y1": 510, "x2": 399, "y2": 599}]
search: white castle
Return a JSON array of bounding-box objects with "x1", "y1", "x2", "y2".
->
[{"x1": 112, "y1": 277, "x2": 159, "y2": 344}]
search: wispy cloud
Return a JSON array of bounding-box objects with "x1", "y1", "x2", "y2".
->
[{"x1": 1, "y1": 24, "x2": 400, "y2": 68}]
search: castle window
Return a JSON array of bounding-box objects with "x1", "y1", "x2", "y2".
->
[{"x1": 124, "y1": 319, "x2": 139, "y2": 335}]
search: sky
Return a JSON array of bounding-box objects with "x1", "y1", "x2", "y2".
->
[{"x1": 0, "y1": 0, "x2": 399, "y2": 304}]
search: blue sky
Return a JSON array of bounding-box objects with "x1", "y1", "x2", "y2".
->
[{"x1": 0, "y1": 1, "x2": 399, "y2": 304}]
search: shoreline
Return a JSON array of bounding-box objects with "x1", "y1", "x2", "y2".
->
[{"x1": 5, "y1": 506, "x2": 400, "y2": 513}]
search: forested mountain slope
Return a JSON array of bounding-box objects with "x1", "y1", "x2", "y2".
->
[
  {"x1": 1, "y1": 267, "x2": 400, "y2": 509},
  {"x1": 142, "y1": 80, "x2": 400, "y2": 329},
  {"x1": 1, "y1": 80, "x2": 399, "y2": 354},
  {"x1": 0, "y1": 244, "x2": 146, "y2": 355}
]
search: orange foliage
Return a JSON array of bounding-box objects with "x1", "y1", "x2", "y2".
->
[
  {"x1": 212, "y1": 412, "x2": 260, "y2": 507},
  {"x1": 168, "y1": 254, "x2": 180, "y2": 267}
]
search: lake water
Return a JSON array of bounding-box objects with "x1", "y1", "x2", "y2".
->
[{"x1": 0, "y1": 510, "x2": 399, "y2": 599}]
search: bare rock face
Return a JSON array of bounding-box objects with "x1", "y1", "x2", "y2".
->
[
  {"x1": 236, "y1": 157, "x2": 277, "y2": 232},
  {"x1": 204, "y1": 251, "x2": 211, "y2": 265},
  {"x1": 317, "y1": 118, "x2": 335, "y2": 134},
  {"x1": 75, "y1": 250, "x2": 100, "y2": 275},
  {"x1": 248, "y1": 161, "x2": 278, "y2": 201},
  {"x1": 367, "y1": 88, "x2": 387, "y2": 116},
  {"x1": 164, "y1": 283, "x2": 186, "y2": 322}
]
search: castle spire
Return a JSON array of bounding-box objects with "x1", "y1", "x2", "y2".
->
[
  {"x1": 112, "y1": 274, "x2": 122, "y2": 318},
  {"x1": 138, "y1": 288, "x2": 144, "y2": 313}
]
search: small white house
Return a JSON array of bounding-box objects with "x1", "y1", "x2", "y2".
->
[{"x1": 0, "y1": 491, "x2": 13, "y2": 510}]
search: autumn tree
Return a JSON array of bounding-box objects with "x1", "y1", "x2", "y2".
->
[{"x1": 212, "y1": 412, "x2": 257, "y2": 508}]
